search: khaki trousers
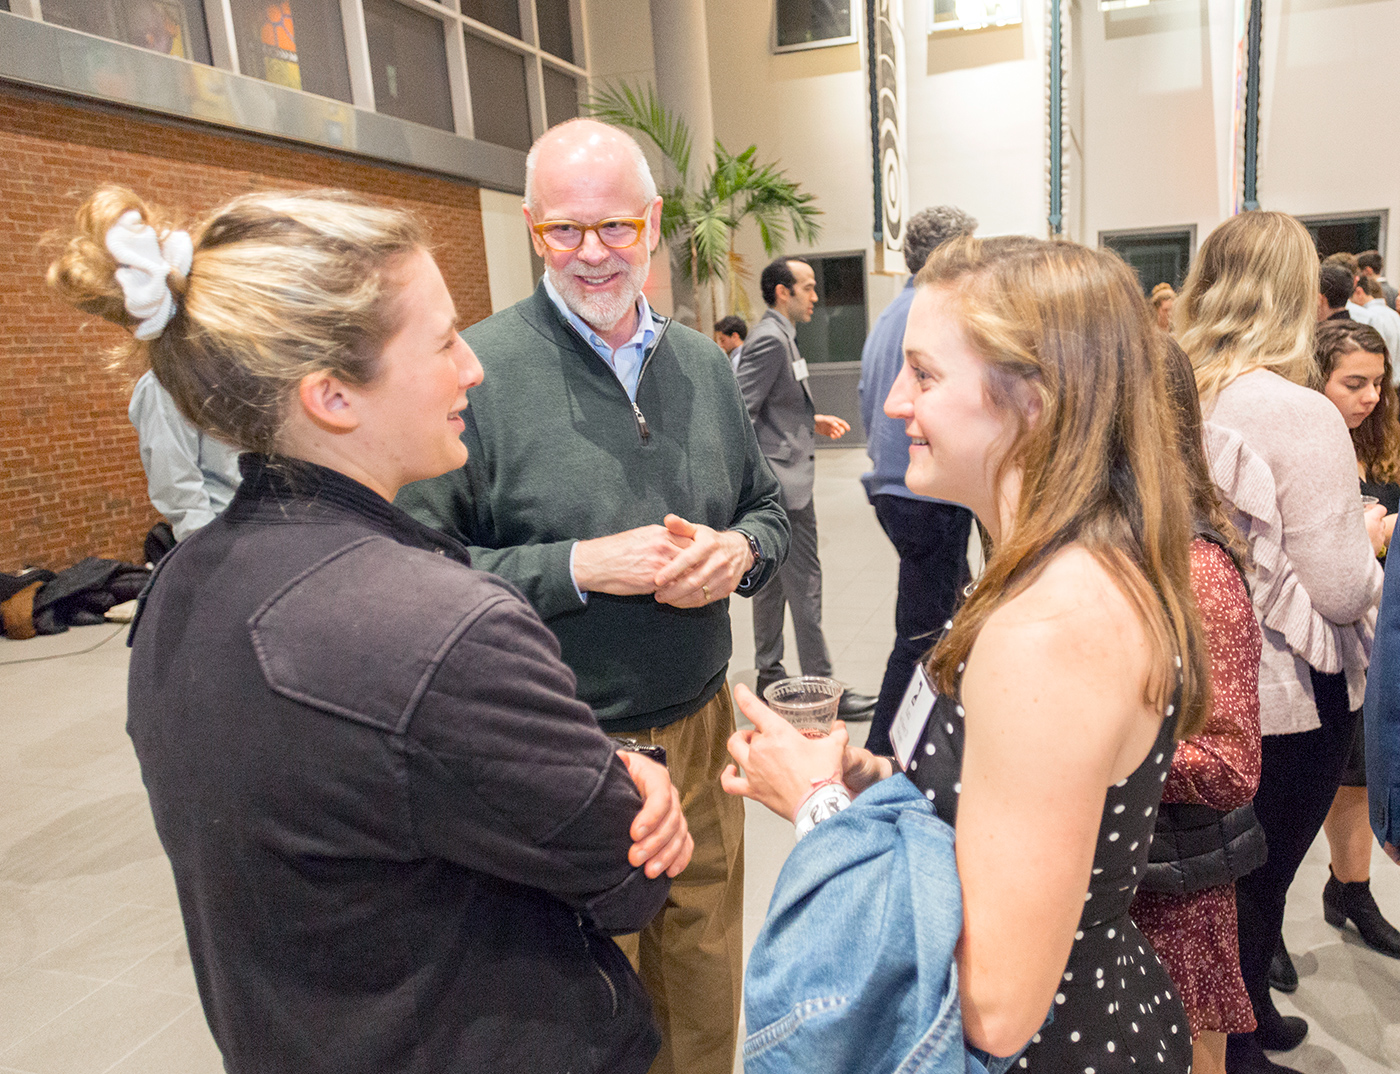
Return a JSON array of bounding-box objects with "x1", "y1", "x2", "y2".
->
[{"x1": 612, "y1": 687, "x2": 745, "y2": 1074}]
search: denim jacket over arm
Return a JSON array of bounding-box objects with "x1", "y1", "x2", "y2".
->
[{"x1": 742, "y1": 775, "x2": 1020, "y2": 1074}]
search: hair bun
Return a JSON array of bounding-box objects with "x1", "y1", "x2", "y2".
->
[
  {"x1": 47, "y1": 186, "x2": 185, "y2": 332},
  {"x1": 104, "y1": 210, "x2": 193, "y2": 340}
]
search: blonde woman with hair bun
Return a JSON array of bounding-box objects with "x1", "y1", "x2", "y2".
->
[
  {"x1": 1151, "y1": 281, "x2": 1176, "y2": 332},
  {"x1": 1177, "y1": 210, "x2": 1385, "y2": 1074},
  {"x1": 48, "y1": 186, "x2": 692, "y2": 1074}
]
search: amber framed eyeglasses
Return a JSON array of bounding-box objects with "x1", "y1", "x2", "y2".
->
[{"x1": 531, "y1": 216, "x2": 648, "y2": 252}]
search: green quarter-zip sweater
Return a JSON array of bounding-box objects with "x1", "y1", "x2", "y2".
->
[{"x1": 398, "y1": 283, "x2": 790, "y2": 733}]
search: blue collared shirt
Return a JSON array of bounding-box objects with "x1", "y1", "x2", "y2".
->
[
  {"x1": 543, "y1": 276, "x2": 662, "y2": 601},
  {"x1": 543, "y1": 275, "x2": 660, "y2": 403}
]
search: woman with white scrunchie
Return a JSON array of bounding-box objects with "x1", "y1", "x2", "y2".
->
[{"x1": 47, "y1": 186, "x2": 693, "y2": 1074}]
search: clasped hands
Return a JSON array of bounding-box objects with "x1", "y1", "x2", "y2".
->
[{"x1": 573, "y1": 513, "x2": 753, "y2": 607}]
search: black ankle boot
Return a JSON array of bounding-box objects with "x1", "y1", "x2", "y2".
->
[
  {"x1": 1323, "y1": 867, "x2": 1400, "y2": 957},
  {"x1": 1268, "y1": 938, "x2": 1298, "y2": 993},
  {"x1": 1254, "y1": 1010, "x2": 1308, "y2": 1052},
  {"x1": 1227, "y1": 1033, "x2": 1304, "y2": 1074}
]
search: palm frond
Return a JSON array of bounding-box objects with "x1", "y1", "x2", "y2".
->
[
  {"x1": 690, "y1": 208, "x2": 734, "y2": 284},
  {"x1": 727, "y1": 248, "x2": 755, "y2": 321},
  {"x1": 582, "y1": 82, "x2": 691, "y2": 183}
]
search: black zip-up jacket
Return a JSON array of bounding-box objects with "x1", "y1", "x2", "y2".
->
[{"x1": 127, "y1": 456, "x2": 669, "y2": 1074}]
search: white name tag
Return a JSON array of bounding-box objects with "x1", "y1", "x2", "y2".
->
[
  {"x1": 791, "y1": 357, "x2": 809, "y2": 382},
  {"x1": 891, "y1": 665, "x2": 938, "y2": 772}
]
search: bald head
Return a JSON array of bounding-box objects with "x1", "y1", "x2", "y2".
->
[{"x1": 524, "y1": 119, "x2": 657, "y2": 216}]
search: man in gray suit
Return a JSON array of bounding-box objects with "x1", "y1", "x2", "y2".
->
[{"x1": 736, "y1": 257, "x2": 876, "y2": 719}]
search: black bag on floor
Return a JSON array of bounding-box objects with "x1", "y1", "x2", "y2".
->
[
  {"x1": 30, "y1": 557, "x2": 152, "y2": 635},
  {"x1": 143, "y1": 522, "x2": 176, "y2": 566}
]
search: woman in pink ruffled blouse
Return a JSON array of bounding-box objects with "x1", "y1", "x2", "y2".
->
[{"x1": 1177, "y1": 212, "x2": 1386, "y2": 1074}]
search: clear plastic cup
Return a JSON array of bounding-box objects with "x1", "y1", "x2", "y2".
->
[{"x1": 762, "y1": 676, "x2": 844, "y2": 738}]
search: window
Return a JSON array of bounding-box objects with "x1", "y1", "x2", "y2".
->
[
  {"x1": 536, "y1": 0, "x2": 574, "y2": 63},
  {"x1": 543, "y1": 65, "x2": 579, "y2": 127},
  {"x1": 229, "y1": 0, "x2": 352, "y2": 102},
  {"x1": 794, "y1": 254, "x2": 868, "y2": 364},
  {"x1": 928, "y1": 0, "x2": 1023, "y2": 32},
  {"x1": 1100, "y1": 227, "x2": 1195, "y2": 294},
  {"x1": 363, "y1": 0, "x2": 454, "y2": 132},
  {"x1": 41, "y1": 0, "x2": 212, "y2": 64},
  {"x1": 464, "y1": 31, "x2": 533, "y2": 152},
  {"x1": 774, "y1": 0, "x2": 858, "y2": 52},
  {"x1": 27, "y1": 0, "x2": 586, "y2": 164},
  {"x1": 1298, "y1": 212, "x2": 1387, "y2": 259},
  {"x1": 462, "y1": 0, "x2": 522, "y2": 39}
]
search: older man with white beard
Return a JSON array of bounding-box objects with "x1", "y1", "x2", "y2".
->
[{"x1": 397, "y1": 119, "x2": 789, "y2": 1074}]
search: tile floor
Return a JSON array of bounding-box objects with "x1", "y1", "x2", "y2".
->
[{"x1": 2, "y1": 448, "x2": 1399, "y2": 1073}]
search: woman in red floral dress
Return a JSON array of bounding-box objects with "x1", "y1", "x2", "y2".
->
[{"x1": 1131, "y1": 339, "x2": 1263, "y2": 1074}]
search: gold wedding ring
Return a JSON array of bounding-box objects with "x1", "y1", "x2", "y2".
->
[{"x1": 701, "y1": 584, "x2": 710, "y2": 601}]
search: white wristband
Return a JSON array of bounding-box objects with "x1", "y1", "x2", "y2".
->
[{"x1": 794, "y1": 782, "x2": 852, "y2": 841}]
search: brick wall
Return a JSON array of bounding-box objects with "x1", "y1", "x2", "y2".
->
[{"x1": 0, "y1": 86, "x2": 492, "y2": 572}]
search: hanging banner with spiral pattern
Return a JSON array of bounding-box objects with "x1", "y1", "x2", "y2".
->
[{"x1": 867, "y1": 0, "x2": 909, "y2": 274}]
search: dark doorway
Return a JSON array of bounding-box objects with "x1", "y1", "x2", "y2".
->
[
  {"x1": 1298, "y1": 213, "x2": 1386, "y2": 259},
  {"x1": 794, "y1": 253, "x2": 868, "y2": 365},
  {"x1": 793, "y1": 252, "x2": 869, "y2": 447},
  {"x1": 1100, "y1": 227, "x2": 1195, "y2": 295}
]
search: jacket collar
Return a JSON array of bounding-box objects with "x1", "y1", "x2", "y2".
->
[
  {"x1": 225, "y1": 454, "x2": 473, "y2": 566},
  {"x1": 521, "y1": 280, "x2": 672, "y2": 362},
  {"x1": 760, "y1": 307, "x2": 796, "y2": 341}
]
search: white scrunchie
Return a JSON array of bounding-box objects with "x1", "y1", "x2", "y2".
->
[{"x1": 104, "y1": 210, "x2": 194, "y2": 341}]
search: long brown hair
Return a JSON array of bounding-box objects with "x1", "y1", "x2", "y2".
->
[
  {"x1": 1311, "y1": 320, "x2": 1400, "y2": 483},
  {"x1": 918, "y1": 236, "x2": 1208, "y2": 739},
  {"x1": 1160, "y1": 335, "x2": 1250, "y2": 567}
]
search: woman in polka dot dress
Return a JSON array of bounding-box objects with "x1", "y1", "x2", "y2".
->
[{"x1": 722, "y1": 236, "x2": 1206, "y2": 1072}]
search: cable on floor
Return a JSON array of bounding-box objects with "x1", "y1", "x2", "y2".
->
[{"x1": 0, "y1": 623, "x2": 129, "y2": 666}]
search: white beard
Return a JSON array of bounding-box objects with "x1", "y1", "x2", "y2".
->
[{"x1": 548, "y1": 255, "x2": 650, "y2": 334}]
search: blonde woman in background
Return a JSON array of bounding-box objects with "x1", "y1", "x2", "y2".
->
[
  {"x1": 1152, "y1": 282, "x2": 1177, "y2": 332},
  {"x1": 1176, "y1": 211, "x2": 1386, "y2": 1074}
]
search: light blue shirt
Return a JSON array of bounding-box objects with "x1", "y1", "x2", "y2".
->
[
  {"x1": 543, "y1": 275, "x2": 660, "y2": 403},
  {"x1": 1361, "y1": 299, "x2": 1400, "y2": 379},
  {"x1": 542, "y1": 277, "x2": 662, "y2": 600},
  {"x1": 128, "y1": 370, "x2": 242, "y2": 541}
]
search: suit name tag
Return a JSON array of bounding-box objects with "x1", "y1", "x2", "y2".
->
[
  {"x1": 891, "y1": 665, "x2": 937, "y2": 772},
  {"x1": 791, "y1": 358, "x2": 809, "y2": 382}
]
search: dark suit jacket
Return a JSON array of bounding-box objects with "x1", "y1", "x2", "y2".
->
[{"x1": 737, "y1": 309, "x2": 817, "y2": 511}]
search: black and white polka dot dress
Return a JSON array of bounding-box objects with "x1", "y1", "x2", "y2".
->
[{"x1": 904, "y1": 686, "x2": 1192, "y2": 1073}]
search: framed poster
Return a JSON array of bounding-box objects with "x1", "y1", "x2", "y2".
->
[{"x1": 774, "y1": 0, "x2": 859, "y2": 53}]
